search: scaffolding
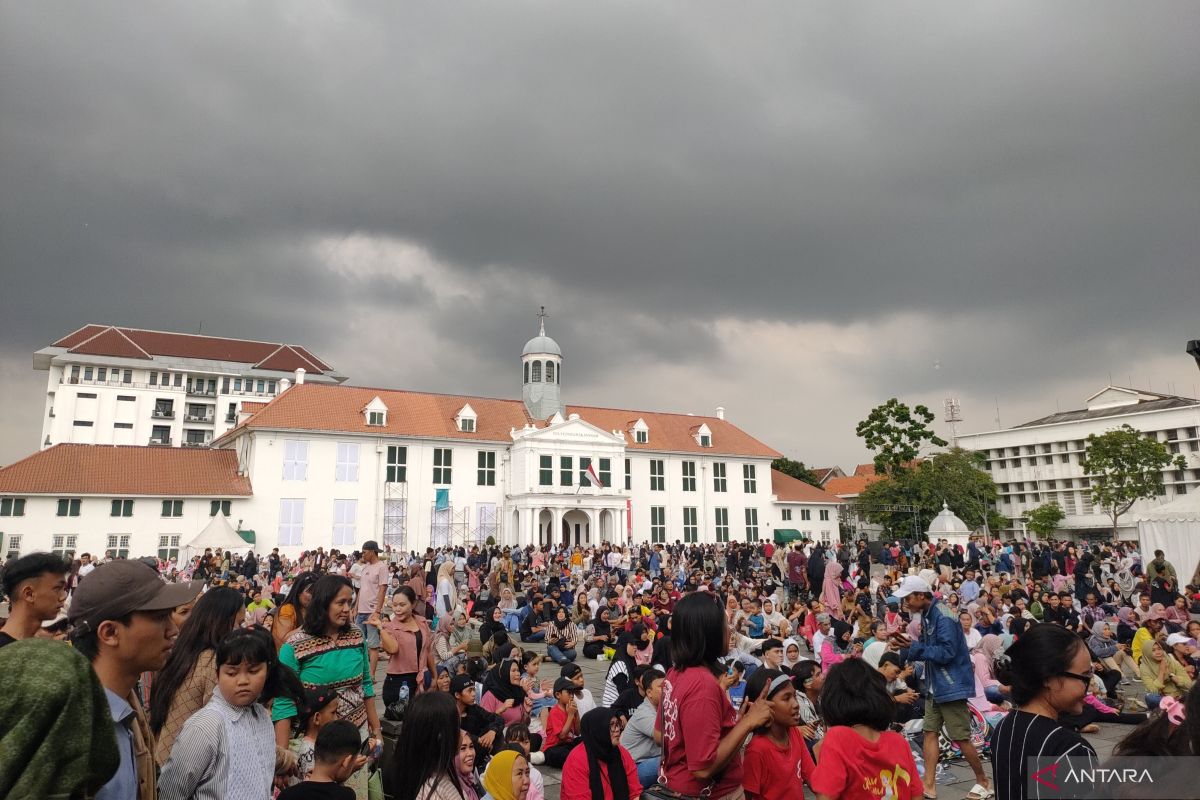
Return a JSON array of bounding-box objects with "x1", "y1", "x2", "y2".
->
[
  {"x1": 383, "y1": 481, "x2": 408, "y2": 552},
  {"x1": 472, "y1": 503, "x2": 499, "y2": 547},
  {"x1": 430, "y1": 503, "x2": 470, "y2": 549}
]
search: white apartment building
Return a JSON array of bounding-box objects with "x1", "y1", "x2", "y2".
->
[
  {"x1": 0, "y1": 445, "x2": 252, "y2": 561},
  {"x1": 1, "y1": 322, "x2": 847, "y2": 558},
  {"x1": 958, "y1": 386, "x2": 1200, "y2": 538},
  {"x1": 34, "y1": 324, "x2": 344, "y2": 450}
]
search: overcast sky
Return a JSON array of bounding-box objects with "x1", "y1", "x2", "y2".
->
[{"x1": 2, "y1": 2, "x2": 1199, "y2": 470}]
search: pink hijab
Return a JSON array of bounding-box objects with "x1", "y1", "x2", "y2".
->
[{"x1": 822, "y1": 561, "x2": 844, "y2": 620}]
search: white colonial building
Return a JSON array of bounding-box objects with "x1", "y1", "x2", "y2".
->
[
  {"x1": 958, "y1": 386, "x2": 1200, "y2": 539},
  {"x1": 34, "y1": 324, "x2": 344, "y2": 450},
  {"x1": 0, "y1": 321, "x2": 847, "y2": 558},
  {"x1": 0, "y1": 445, "x2": 252, "y2": 561}
]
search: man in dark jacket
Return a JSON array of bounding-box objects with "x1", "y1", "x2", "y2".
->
[
  {"x1": 892, "y1": 576, "x2": 991, "y2": 800},
  {"x1": 452, "y1": 675, "x2": 506, "y2": 765}
]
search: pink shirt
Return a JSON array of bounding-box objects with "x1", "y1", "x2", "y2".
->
[{"x1": 357, "y1": 560, "x2": 390, "y2": 614}]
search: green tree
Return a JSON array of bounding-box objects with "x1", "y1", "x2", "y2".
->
[
  {"x1": 856, "y1": 398, "x2": 948, "y2": 477},
  {"x1": 856, "y1": 448, "x2": 998, "y2": 537},
  {"x1": 1081, "y1": 424, "x2": 1186, "y2": 538},
  {"x1": 1025, "y1": 502, "x2": 1065, "y2": 538},
  {"x1": 771, "y1": 457, "x2": 822, "y2": 487}
]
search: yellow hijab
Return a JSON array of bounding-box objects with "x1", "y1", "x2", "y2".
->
[{"x1": 481, "y1": 749, "x2": 524, "y2": 800}]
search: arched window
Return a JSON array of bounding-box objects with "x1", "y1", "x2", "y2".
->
[
  {"x1": 546, "y1": 361, "x2": 555, "y2": 383},
  {"x1": 524, "y1": 361, "x2": 530, "y2": 384},
  {"x1": 532, "y1": 361, "x2": 542, "y2": 382}
]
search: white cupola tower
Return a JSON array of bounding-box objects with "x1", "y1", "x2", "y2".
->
[{"x1": 522, "y1": 307, "x2": 563, "y2": 421}]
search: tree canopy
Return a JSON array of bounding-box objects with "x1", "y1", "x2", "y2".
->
[
  {"x1": 1080, "y1": 424, "x2": 1186, "y2": 537},
  {"x1": 855, "y1": 398, "x2": 947, "y2": 478},
  {"x1": 771, "y1": 457, "x2": 822, "y2": 488},
  {"x1": 1025, "y1": 502, "x2": 1066, "y2": 538},
  {"x1": 856, "y1": 448, "x2": 1002, "y2": 537}
]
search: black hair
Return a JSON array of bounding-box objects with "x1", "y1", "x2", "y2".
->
[
  {"x1": 388, "y1": 691, "x2": 463, "y2": 800},
  {"x1": 70, "y1": 610, "x2": 132, "y2": 660},
  {"x1": 215, "y1": 627, "x2": 306, "y2": 705},
  {"x1": 149, "y1": 587, "x2": 246, "y2": 734},
  {"x1": 504, "y1": 722, "x2": 531, "y2": 742},
  {"x1": 392, "y1": 584, "x2": 418, "y2": 605},
  {"x1": 465, "y1": 656, "x2": 488, "y2": 683},
  {"x1": 994, "y1": 622, "x2": 1084, "y2": 706},
  {"x1": 670, "y1": 592, "x2": 726, "y2": 670},
  {"x1": 302, "y1": 575, "x2": 354, "y2": 636},
  {"x1": 790, "y1": 659, "x2": 821, "y2": 687},
  {"x1": 744, "y1": 667, "x2": 788, "y2": 718},
  {"x1": 1009, "y1": 617, "x2": 1031, "y2": 639},
  {"x1": 761, "y1": 638, "x2": 783, "y2": 653},
  {"x1": 278, "y1": 571, "x2": 318, "y2": 617},
  {"x1": 1, "y1": 551, "x2": 69, "y2": 597},
  {"x1": 878, "y1": 652, "x2": 903, "y2": 669},
  {"x1": 520, "y1": 650, "x2": 540, "y2": 671},
  {"x1": 314, "y1": 719, "x2": 361, "y2": 764},
  {"x1": 821, "y1": 658, "x2": 894, "y2": 731}
]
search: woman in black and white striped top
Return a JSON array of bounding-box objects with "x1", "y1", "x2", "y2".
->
[{"x1": 989, "y1": 624, "x2": 1097, "y2": 800}]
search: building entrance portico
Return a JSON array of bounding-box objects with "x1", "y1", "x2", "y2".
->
[{"x1": 512, "y1": 500, "x2": 626, "y2": 549}]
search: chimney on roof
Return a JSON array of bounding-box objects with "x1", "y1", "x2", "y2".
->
[
  {"x1": 279, "y1": 378, "x2": 291, "y2": 393},
  {"x1": 294, "y1": 368, "x2": 305, "y2": 385},
  {"x1": 716, "y1": 406, "x2": 725, "y2": 421}
]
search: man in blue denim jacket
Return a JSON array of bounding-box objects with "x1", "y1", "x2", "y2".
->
[{"x1": 892, "y1": 575, "x2": 993, "y2": 800}]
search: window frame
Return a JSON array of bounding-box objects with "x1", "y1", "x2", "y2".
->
[
  {"x1": 743, "y1": 464, "x2": 757, "y2": 493},
  {"x1": 560, "y1": 455, "x2": 574, "y2": 486},
  {"x1": 715, "y1": 507, "x2": 729, "y2": 543},
  {"x1": 477, "y1": 450, "x2": 496, "y2": 486},
  {"x1": 386, "y1": 445, "x2": 408, "y2": 483},
  {"x1": 335, "y1": 442, "x2": 360, "y2": 482},
  {"x1": 0, "y1": 498, "x2": 25, "y2": 517},
  {"x1": 539, "y1": 454, "x2": 553, "y2": 486},
  {"x1": 650, "y1": 505, "x2": 666, "y2": 543},
  {"x1": 161, "y1": 499, "x2": 184, "y2": 518},
  {"x1": 649, "y1": 459, "x2": 665, "y2": 491},
  {"x1": 681, "y1": 460, "x2": 696, "y2": 492},
  {"x1": 283, "y1": 440, "x2": 309, "y2": 481},
  {"x1": 683, "y1": 506, "x2": 698, "y2": 543},
  {"x1": 110, "y1": 498, "x2": 134, "y2": 517},
  {"x1": 744, "y1": 507, "x2": 760, "y2": 541},
  {"x1": 713, "y1": 462, "x2": 727, "y2": 492},
  {"x1": 433, "y1": 448, "x2": 453, "y2": 485}
]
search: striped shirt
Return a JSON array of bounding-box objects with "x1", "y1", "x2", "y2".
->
[
  {"x1": 158, "y1": 691, "x2": 277, "y2": 800},
  {"x1": 989, "y1": 710, "x2": 1096, "y2": 800}
]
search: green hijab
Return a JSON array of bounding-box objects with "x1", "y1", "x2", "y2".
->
[{"x1": 0, "y1": 639, "x2": 120, "y2": 800}]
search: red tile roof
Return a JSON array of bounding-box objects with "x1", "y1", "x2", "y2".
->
[
  {"x1": 823, "y1": 474, "x2": 881, "y2": 497},
  {"x1": 0, "y1": 445, "x2": 252, "y2": 497},
  {"x1": 51, "y1": 325, "x2": 334, "y2": 374},
  {"x1": 852, "y1": 463, "x2": 878, "y2": 477},
  {"x1": 771, "y1": 469, "x2": 845, "y2": 504},
  {"x1": 229, "y1": 384, "x2": 781, "y2": 458}
]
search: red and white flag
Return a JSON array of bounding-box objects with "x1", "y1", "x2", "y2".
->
[{"x1": 584, "y1": 463, "x2": 605, "y2": 488}]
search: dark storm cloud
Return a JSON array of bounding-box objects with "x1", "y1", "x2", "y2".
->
[{"x1": 1, "y1": 1, "x2": 1198, "y2": 466}]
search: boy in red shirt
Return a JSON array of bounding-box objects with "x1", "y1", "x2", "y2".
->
[
  {"x1": 742, "y1": 669, "x2": 815, "y2": 800},
  {"x1": 542, "y1": 677, "x2": 582, "y2": 767}
]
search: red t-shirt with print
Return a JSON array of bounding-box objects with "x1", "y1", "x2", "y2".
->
[
  {"x1": 743, "y1": 727, "x2": 815, "y2": 800},
  {"x1": 809, "y1": 725, "x2": 922, "y2": 800}
]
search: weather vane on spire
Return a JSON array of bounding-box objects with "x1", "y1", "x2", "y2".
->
[{"x1": 538, "y1": 305, "x2": 548, "y2": 336}]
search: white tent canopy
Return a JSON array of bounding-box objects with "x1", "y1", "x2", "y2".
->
[
  {"x1": 1135, "y1": 493, "x2": 1200, "y2": 587},
  {"x1": 183, "y1": 513, "x2": 253, "y2": 555}
]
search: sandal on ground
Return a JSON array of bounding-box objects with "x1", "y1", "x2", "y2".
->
[
  {"x1": 1080, "y1": 723, "x2": 1100, "y2": 733},
  {"x1": 965, "y1": 783, "x2": 995, "y2": 800},
  {"x1": 923, "y1": 793, "x2": 937, "y2": 800}
]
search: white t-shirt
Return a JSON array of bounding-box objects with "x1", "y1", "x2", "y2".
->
[
  {"x1": 349, "y1": 561, "x2": 364, "y2": 589},
  {"x1": 963, "y1": 627, "x2": 982, "y2": 651},
  {"x1": 79, "y1": 563, "x2": 95, "y2": 577}
]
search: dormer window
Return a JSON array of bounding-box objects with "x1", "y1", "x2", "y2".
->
[
  {"x1": 700, "y1": 434, "x2": 712, "y2": 447},
  {"x1": 456, "y1": 403, "x2": 478, "y2": 433},
  {"x1": 363, "y1": 396, "x2": 388, "y2": 427},
  {"x1": 630, "y1": 418, "x2": 649, "y2": 444},
  {"x1": 693, "y1": 423, "x2": 713, "y2": 448}
]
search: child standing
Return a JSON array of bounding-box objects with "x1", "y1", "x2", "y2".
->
[
  {"x1": 522, "y1": 650, "x2": 555, "y2": 734},
  {"x1": 809, "y1": 659, "x2": 921, "y2": 800},
  {"x1": 290, "y1": 685, "x2": 341, "y2": 785},
  {"x1": 159, "y1": 628, "x2": 305, "y2": 800},
  {"x1": 278, "y1": 719, "x2": 361, "y2": 800},
  {"x1": 742, "y1": 669, "x2": 815, "y2": 800}
]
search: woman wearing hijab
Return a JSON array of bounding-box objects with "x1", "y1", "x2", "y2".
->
[
  {"x1": 781, "y1": 637, "x2": 804, "y2": 672},
  {"x1": 437, "y1": 561, "x2": 460, "y2": 619},
  {"x1": 821, "y1": 560, "x2": 844, "y2": 620},
  {"x1": 602, "y1": 628, "x2": 644, "y2": 706},
  {"x1": 480, "y1": 748, "x2": 531, "y2": 800},
  {"x1": 1140, "y1": 640, "x2": 1194, "y2": 704},
  {"x1": 561, "y1": 707, "x2": 640, "y2": 800},
  {"x1": 583, "y1": 608, "x2": 614, "y2": 660},
  {"x1": 481, "y1": 658, "x2": 541, "y2": 750},
  {"x1": 408, "y1": 563, "x2": 431, "y2": 619},
  {"x1": 0, "y1": 639, "x2": 120, "y2": 800}
]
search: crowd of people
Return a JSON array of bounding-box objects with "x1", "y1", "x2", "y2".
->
[{"x1": 1, "y1": 534, "x2": 1199, "y2": 800}]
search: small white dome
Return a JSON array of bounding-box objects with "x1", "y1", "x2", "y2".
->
[
  {"x1": 926, "y1": 501, "x2": 970, "y2": 535},
  {"x1": 522, "y1": 335, "x2": 562, "y2": 356}
]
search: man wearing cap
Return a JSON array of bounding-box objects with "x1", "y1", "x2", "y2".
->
[
  {"x1": 356, "y1": 541, "x2": 389, "y2": 677},
  {"x1": 889, "y1": 574, "x2": 991, "y2": 800},
  {"x1": 69, "y1": 560, "x2": 202, "y2": 800}
]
